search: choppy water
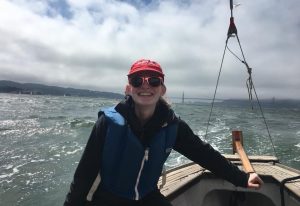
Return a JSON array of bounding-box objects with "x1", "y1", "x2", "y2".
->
[{"x1": 0, "y1": 93, "x2": 299, "y2": 206}]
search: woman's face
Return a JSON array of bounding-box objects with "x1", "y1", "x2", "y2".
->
[{"x1": 126, "y1": 71, "x2": 166, "y2": 108}]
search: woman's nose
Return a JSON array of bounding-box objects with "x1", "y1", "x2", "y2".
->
[{"x1": 140, "y1": 78, "x2": 150, "y2": 88}]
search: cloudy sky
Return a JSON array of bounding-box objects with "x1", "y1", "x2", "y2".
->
[{"x1": 0, "y1": 0, "x2": 299, "y2": 99}]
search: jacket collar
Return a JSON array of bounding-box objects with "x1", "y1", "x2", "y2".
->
[{"x1": 115, "y1": 96, "x2": 177, "y2": 145}]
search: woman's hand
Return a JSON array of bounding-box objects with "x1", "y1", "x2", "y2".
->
[{"x1": 247, "y1": 172, "x2": 264, "y2": 189}]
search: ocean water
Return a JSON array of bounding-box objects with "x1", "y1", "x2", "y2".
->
[{"x1": 0, "y1": 93, "x2": 299, "y2": 206}]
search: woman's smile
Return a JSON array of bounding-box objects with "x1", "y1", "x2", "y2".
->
[{"x1": 138, "y1": 92, "x2": 153, "y2": 96}]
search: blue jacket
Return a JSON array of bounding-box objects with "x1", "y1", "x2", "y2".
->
[
  {"x1": 64, "y1": 99, "x2": 248, "y2": 206},
  {"x1": 100, "y1": 107, "x2": 178, "y2": 200}
]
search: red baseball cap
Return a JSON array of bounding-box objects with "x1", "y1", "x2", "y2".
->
[{"x1": 127, "y1": 59, "x2": 164, "y2": 77}]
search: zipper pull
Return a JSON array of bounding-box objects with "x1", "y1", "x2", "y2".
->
[{"x1": 145, "y1": 148, "x2": 149, "y2": 161}]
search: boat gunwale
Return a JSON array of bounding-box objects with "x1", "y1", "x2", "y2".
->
[{"x1": 160, "y1": 155, "x2": 300, "y2": 204}]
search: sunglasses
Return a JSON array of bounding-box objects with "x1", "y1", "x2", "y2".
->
[{"x1": 129, "y1": 76, "x2": 163, "y2": 88}]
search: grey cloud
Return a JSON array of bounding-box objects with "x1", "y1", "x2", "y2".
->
[{"x1": 0, "y1": 0, "x2": 299, "y2": 99}]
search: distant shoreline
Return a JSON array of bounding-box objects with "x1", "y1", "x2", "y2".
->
[
  {"x1": 0, "y1": 80, "x2": 124, "y2": 99},
  {"x1": 1, "y1": 80, "x2": 299, "y2": 105}
]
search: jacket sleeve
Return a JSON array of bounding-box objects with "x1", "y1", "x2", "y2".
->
[
  {"x1": 64, "y1": 115, "x2": 107, "y2": 206},
  {"x1": 173, "y1": 120, "x2": 248, "y2": 188}
]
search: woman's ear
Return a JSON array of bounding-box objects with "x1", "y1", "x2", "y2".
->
[
  {"x1": 125, "y1": 84, "x2": 131, "y2": 95},
  {"x1": 161, "y1": 85, "x2": 166, "y2": 96}
]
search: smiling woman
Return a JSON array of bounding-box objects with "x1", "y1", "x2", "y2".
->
[
  {"x1": 125, "y1": 59, "x2": 167, "y2": 119},
  {"x1": 64, "y1": 59, "x2": 263, "y2": 206}
]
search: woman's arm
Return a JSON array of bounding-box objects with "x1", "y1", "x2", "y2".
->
[
  {"x1": 64, "y1": 115, "x2": 107, "y2": 206},
  {"x1": 174, "y1": 120, "x2": 249, "y2": 187}
]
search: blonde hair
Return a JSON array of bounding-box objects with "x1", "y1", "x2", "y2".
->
[{"x1": 159, "y1": 96, "x2": 172, "y2": 108}]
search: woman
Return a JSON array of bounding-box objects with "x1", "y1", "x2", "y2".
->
[{"x1": 64, "y1": 59, "x2": 263, "y2": 206}]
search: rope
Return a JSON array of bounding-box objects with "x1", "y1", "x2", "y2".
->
[
  {"x1": 204, "y1": 37, "x2": 229, "y2": 140},
  {"x1": 229, "y1": 33, "x2": 278, "y2": 157},
  {"x1": 227, "y1": 45, "x2": 254, "y2": 108},
  {"x1": 236, "y1": 35, "x2": 255, "y2": 108},
  {"x1": 252, "y1": 84, "x2": 277, "y2": 156},
  {"x1": 205, "y1": 0, "x2": 278, "y2": 157}
]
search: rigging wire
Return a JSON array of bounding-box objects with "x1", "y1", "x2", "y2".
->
[
  {"x1": 204, "y1": 0, "x2": 277, "y2": 157},
  {"x1": 226, "y1": 45, "x2": 254, "y2": 109},
  {"x1": 204, "y1": 37, "x2": 229, "y2": 140},
  {"x1": 227, "y1": 36, "x2": 277, "y2": 156}
]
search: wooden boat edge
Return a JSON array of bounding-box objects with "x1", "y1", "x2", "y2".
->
[{"x1": 159, "y1": 155, "x2": 300, "y2": 205}]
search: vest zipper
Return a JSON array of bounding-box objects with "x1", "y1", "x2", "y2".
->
[{"x1": 134, "y1": 147, "x2": 149, "y2": 200}]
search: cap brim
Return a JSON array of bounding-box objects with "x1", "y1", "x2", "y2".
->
[{"x1": 128, "y1": 68, "x2": 164, "y2": 77}]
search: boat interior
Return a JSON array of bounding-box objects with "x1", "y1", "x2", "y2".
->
[{"x1": 159, "y1": 156, "x2": 300, "y2": 206}]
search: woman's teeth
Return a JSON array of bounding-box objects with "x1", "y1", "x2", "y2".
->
[{"x1": 139, "y1": 92, "x2": 152, "y2": 96}]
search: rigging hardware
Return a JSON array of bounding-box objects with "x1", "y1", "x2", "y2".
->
[{"x1": 204, "y1": 0, "x2": 277, "y2": 158}]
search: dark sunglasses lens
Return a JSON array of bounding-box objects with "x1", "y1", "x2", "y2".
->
[
  {"x1": 130, "y1": 77, "x2": 143, "y2": 87},
  {"x1": 148, "y1": 77, "x2": 161, "y2": 87}
]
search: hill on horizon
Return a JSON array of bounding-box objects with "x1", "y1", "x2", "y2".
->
[{"x1": 0, "y1": 80, "x2": 124, "y2": 99}]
